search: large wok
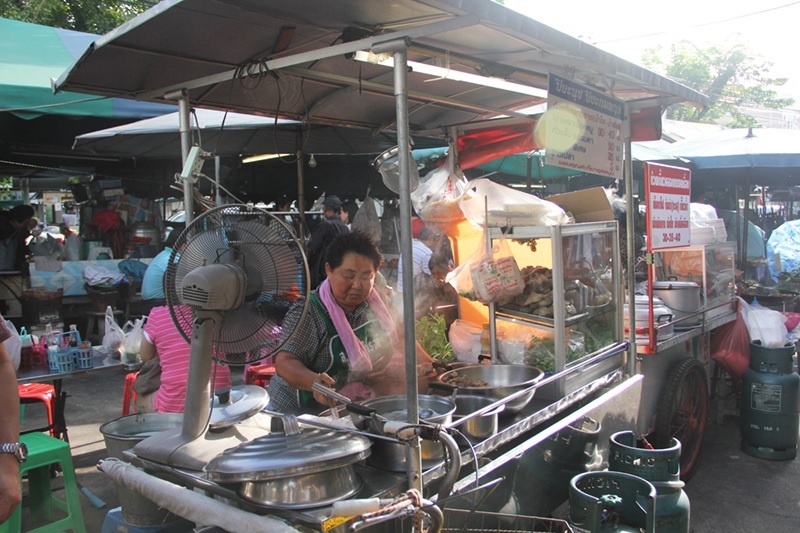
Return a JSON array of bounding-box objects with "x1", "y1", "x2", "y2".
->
[{"x1": 435, "y1": 364, "x2": 545, "y2": 415}]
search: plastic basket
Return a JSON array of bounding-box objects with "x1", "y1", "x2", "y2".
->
[
  {"x1": 48, "y1": 347, "x2": 74, "y2": 373},
  {"x1": 74, "y1": 341, "x2": 94, "y2": 369}
]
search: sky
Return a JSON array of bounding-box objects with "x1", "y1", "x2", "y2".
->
[{"x1": 505, "y1": 0, "x2": 800, "y2": 105}]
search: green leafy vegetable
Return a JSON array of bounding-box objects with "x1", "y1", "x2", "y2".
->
[{"x1": 416, "y1": 314, "x2": 455, "y2": 363}]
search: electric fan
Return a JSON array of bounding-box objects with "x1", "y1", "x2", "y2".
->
[{"x1": 134, "y1": 204, "x2": 309, "y2": 469}]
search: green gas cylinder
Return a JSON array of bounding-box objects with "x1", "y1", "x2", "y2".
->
[
  {"x1": 569, "y1": 471, "x2": 656, "y2": 532},
  {"x1": 741, "y1": 340, "x2": 800, "y2": 460},
  {"x1": 609, "y1": 431, "x2": 690, "y2": 533}
]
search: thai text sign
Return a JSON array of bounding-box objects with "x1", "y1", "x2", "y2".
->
[
  {"x1": 644, "y1": 162, "x2": 692, "y2": 250},
  {"x1": 545, "y1": 74, "x2": 624, "y2": 180}
]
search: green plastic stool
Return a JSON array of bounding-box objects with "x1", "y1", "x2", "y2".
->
[{"x1": 0, "y1": 433, "x2": 86, "y2": 533}]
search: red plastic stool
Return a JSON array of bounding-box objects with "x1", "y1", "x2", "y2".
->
[
  {"x1": 246, "y1": 364, "x2": 276, "y2": 390},
  {"x1": 122, "y1": 372, "x2": 138, "y2": 416},
  {"x1": 18, "y1": 383, "x2": 57, "y2": 438}
]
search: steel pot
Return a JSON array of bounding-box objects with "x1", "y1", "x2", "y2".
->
[
  {"x1": 452, "y1": 394, "x2": 505, "y2": 441},
  {"x1": 207, "y1": 416, "x2": 371, "y2": 509},
  {"x1": 652, "y1": 280, "x2": 702, "y2": 327},
  {"x1": 436, "y1": 364, "x2": 545, "y2": 415},
  {"x1": 356, "y1": 394, "x2": 456, "y2": 472},
  {"x1": 624, "y1": 295, "x2": 674, "y2": 341}
]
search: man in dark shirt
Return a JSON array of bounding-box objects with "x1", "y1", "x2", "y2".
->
[{"x1": 307, "y1": 195, "x2": 350, "y2": 288}]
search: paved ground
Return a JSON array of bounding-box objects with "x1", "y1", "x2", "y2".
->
[{"x1": 17, "y1": 369, "x2": 800, "y2": 532}]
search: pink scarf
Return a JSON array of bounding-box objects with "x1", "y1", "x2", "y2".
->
[{"x1": 318, "y1": 278, "x2": 399, "y2": 372}]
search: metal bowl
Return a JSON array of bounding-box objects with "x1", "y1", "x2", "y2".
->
[
  {"x1": 239, "y1": 466, "x2": 362, "y2": 509},
  {"x1": 438, "y1": 364, "x2": 545, "y2": 415},
  {"x1": 452, "y1": 394, "x2": 505, "y2": 441}
]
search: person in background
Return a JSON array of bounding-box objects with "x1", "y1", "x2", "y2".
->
[
  {"x1": 141, "y1": 230, "x2": 180, "y2": 303},
  {"x1": 0, "y1": 205, "x2": 35, "y2": 272},
  {"x1": 0, "y1": 313, "x2": 22, "y2": 523},
  {"x1": 59, "y1": 223, "x2": 80, "y2": 261},
  {"x1": 396, "y1": 226, "x2": 437, "y2": 293},
  {"x1": 269, "y1": 231, "x2": 436, "y2": 414},
  {"x1": 341, "y1": 200, "x2": 358, "y2": 231},
  {"x1": 307, "y1": 195, "x2": 350, "y2": 289},
  {"x1": 414, "y1": 253, "x2": 459, "y2": 331},
  {"x1": 134, "y1": 304, "x2": 232, "y2": 413}
]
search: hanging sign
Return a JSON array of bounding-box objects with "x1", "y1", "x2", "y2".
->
[
  {"x1": 543, "y1": 74, "x2": 624, "y2": 180},
  {"x1": 644, "y1": 162, "x2": 692, "y2": 250}
]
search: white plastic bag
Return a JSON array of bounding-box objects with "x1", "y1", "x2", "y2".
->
[
  {"x1": 411, "y1": 154, "x2": 468, "y2": 230},
  {"x1": 102, "y1": 305, "x2": 125, "y2": 356},
  {"x1": 3, "y1": 319, "x2": 21, "y2": 372},
  {"x1": 123, "y1": 317, "x2": 146, "y2": 364},
  {"x1": 742, "y1": 298, "x2": 788, "y2": 347},
  {"x1": 352, "y1": 194, "x2": 381, "y2": 244},
  {"x1": 449, "y1": 319, "x2": 483, "y2": 363},
  {"x1": 459, "y1": 178, "x2": 572, "y2": 229}
]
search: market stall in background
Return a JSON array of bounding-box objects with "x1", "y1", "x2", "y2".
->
[{"x1": 4, "y1": 0, "x2": 797, "y2": 532}]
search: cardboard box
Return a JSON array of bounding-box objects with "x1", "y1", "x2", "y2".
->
[{"x1": 547, "y1": 187, "x2": 614, "y2": 223}]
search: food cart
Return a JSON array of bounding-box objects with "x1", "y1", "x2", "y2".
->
[{"x1": 54, "y1": 1, "x2": 713, "y2": 530}]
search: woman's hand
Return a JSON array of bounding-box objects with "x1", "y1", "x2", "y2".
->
[
  {"x1": 310, "y1": 372, "x2": 337, "y2": 407},
  {"x1": 0, "y1": 454, "x2": 21, "y2": 524}
]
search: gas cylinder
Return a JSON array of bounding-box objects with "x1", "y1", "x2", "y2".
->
[
  {"x1": 569, "y1": 471, "x2": 656, "y2": 532},
  {"x1": 741, "y1": 340, "x2": 800, "y2": 460},
  {"x1": 609, "y1": 431, "x2": 690, "y2": 533}
]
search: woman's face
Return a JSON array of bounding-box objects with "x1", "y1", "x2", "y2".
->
[{"x1": 326, "y1": 252, "x2": 376, "y2": 312}]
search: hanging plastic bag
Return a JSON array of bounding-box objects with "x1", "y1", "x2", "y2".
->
[
  {"x1": 3, "y1": 319, "x2": 22, "y2": 372},
  {"x1": 102, "y1": 305, "x2": 125, "y2": 357},
  {"x1": 446, "y1": 230, "x2": 525, "y2": 305},
  {"x1": 123, "y1": 317, "x2": 146, "y2": 364},
  {"x1": 411, "y1": 154, "x2": 468, "y2": 231},
  {"x1": 352, "y1": 193, "x2": 382, "y2": 244},
  {"x1": 711, "y1": 299, "x2": 751, "y2": 378},
  {"x1": 743, "y1": 297, "x2": 788, "y2": 347},
  {"x1": 459, "y1": 178, "x2": 572, "y2": 229}
]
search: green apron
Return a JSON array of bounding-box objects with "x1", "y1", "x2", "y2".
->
[{"x1": 299, "y1": 294, "x2": 393, "y2": 407}]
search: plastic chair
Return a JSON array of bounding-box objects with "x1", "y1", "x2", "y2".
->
[
  {"x1": 122, "y1": 371, "x2": 138, "y2": 416},
  {"x1": 18, "y1": 383, "x2": 57, "y2": 438},
  {"x1": 0, "y1": 432, "x2": 86, "y2": 533}
]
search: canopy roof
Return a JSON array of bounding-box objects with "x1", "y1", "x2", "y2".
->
[
  {"x1": 55, "y1": 0, "x2": 707, "y2": 139},
  {"x1": 73, "y1": 108, "x2": 444, "y2": 158},
  {"x1": 0, "y1": 17, "x2": 173, "y2": 119}
]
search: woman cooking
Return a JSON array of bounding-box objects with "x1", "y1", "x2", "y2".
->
[{"x1": 269, "y1": 231, "x2": 436, "y2": 414}]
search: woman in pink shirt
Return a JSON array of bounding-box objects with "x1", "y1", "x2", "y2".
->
[{"x1": 134, "y1": 306, "x2": 231, "y2": 413}]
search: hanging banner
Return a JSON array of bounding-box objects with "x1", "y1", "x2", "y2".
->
[
  {"x1": 542, "y1": 74, "x2": 624, "y2": 180},
  {"x1": 644, "y1": 162, "x2": 692, "y2": 250}
]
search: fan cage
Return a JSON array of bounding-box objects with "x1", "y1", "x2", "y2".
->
[{"x1": 164, "y1": 204, "x2": 309, "y2": 365}]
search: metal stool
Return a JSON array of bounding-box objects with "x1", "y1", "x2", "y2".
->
[
  {"x1": 0, "y1": 433, "x2": 86, "y2": 533},
  {"x1": 85, "y1": 309, "x2": 123, "y2": 345},
  {"x1": 122, "y1": 372, "x2": 138, "y2": 416},
  {"x1": 18, "y1": 383, "x2": 57, "y2": 438}
]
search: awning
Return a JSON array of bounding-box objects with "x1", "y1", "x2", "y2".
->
[
  {"x1": 0, "y1": 17, "x2": 174, "y2": 119},
  {"x1": 54, "y1": 0, "x2": 708, "y2": 137}
]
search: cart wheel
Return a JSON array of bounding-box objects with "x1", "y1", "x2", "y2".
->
[{"x1": 653, "y1": 357, "x2": 708, "y2": 481}]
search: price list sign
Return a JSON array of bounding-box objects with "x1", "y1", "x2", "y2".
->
[
  {"x1": 645, "y1": 162, "x2": 692, "y2": 250},
  {"x1": 544, "y1": 74, "x2": 624, "y2": 180}
]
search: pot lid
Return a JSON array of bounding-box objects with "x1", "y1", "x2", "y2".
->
[
  {"x1": 207, "y1": 419, "x2": 371, "y2": 482},
  {"x1": 652, "y1": 280, "x2": 700, "y2": 290},
  {"x1": 209, "y1": 385, "x2": 269, "y2": 430}
]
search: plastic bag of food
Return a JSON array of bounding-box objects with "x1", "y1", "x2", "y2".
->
[
  {"x1": 351, "y1": 193, "x2": 382, "y2": 244},
  {"x1": 446, "y1": 230, "x2": 525, "y2": 305},
  {"x1": 411, "y1": 154, "x2": 468, "y2": 230},
  {"x1": 449, "y1": 319, "x2": 483, "y2": 363},
  {"x1": 459, "y1": 178, "x2": 571, "y2": 229},
  {"x1": 102, "y1": 305, "x2": 125, "y2": 356},
  {"x1": 742, "y1": 298, "x2": 788, "y2": 347},
  {"x1": 711, "y1": 300, "x2": 751, "y2": 378},
  {"x1": 123, "y1": 317, "x2": 146, "y2": 364}
]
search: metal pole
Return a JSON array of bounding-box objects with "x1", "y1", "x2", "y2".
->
[
  {"x1": 379, "y1": 38, "x2": 422, "y2": 494},
  {"x1": 623, "y1": 106, "x2": 637, "y2": 376},
  {"x1": 175, "y1": 91, "x2": 194, "y2": 225},
  {"x1": 214, "y1": 156, "x2": 223, "y2": 206},
  {"x1": 296, "y1": 129, "x2": 307, "y2": 244}
]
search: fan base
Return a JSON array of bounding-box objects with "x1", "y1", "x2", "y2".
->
[{"x1": 133, "y1": 426, "x2": 266, "y2": 471}]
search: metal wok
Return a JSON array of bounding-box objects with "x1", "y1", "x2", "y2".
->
[{"x1": 436, "y1": 364, "x2": 545, "y2": 415}]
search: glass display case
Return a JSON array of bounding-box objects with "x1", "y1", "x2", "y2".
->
[
  {"x1": 487, "y1": 222, "x2": 626, "y2": 400},
  {"x1": 653, "y1": 243, "x2": 736, "y2": 320}
]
